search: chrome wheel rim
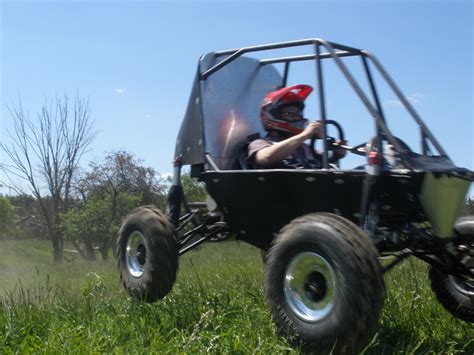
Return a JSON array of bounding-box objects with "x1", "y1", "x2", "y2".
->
[
  {"x1": 126, "y1": 231, "x2": 148, "y2": 278},
  {"x1": 449, "y1": 275, "x2": 474, "y2": 297},
  {"x1": 284, "y1": 251, "x2": 337, "y2": 322}
]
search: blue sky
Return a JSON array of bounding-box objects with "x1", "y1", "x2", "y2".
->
[{"x1": 1, "y1": 0, "x2": 472, "y2": 182}]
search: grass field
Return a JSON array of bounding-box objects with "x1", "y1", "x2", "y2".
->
[{"x1": 1, "y1": 239, "x2": 473, "y2": 353}]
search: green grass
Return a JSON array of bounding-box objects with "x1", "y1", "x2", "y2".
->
[{"x1": 0, "y1": 239, "x2": 473, "y2": 353}]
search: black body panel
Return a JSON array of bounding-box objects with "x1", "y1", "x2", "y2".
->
[{"x1": 201, "y1": 169, "x2": 426, "y2": 249}]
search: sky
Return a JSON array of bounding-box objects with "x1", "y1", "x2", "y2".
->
[{"x1": 1, "y1": 0, "x2": 473, "y2": 189}]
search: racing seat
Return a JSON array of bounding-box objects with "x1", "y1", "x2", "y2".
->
[{"x1": 231, "y1": 133, "x2": 261, "y2": 170}]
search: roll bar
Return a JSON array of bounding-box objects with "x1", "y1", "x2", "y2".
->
[{"x1": 199, "y1": 38, "x2": 449, "y2": 168}]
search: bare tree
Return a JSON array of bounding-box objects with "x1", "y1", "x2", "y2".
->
[{"x1": 0, "y1": 95, "x2": 94, "y2": 263}]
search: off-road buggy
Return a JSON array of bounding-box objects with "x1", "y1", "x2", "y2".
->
[{"x1": 115, "y1": 39, "x2": 473, "y2": 353}]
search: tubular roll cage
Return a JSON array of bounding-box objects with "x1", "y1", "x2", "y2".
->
[
  {"x1": 201, "y1": 38, "x2": 449, "y2": 170},
  {"x1": 171, "y1": 38, "x2": 453, "y2": 257}
]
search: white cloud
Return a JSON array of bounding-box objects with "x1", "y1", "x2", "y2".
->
[
  {"x1": 114, "y1": 88, "x2": 128, "y2": 96},
  {"x1": 383, "y1": 92, "x2": 424, "y2": 107},
  {"x1": 160, "y1": 172, "x2": 173, "y2": 180},
  {"x1": 409, "y1": 92, "x2": 424, "y2": 103}
]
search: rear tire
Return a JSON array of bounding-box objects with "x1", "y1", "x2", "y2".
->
[
  {"x1": 116, "y1": 206, "x2": 178, "y2": 302},
  {"x1": 429, "y1": 269, "x2": 474, "y2": 322},
  {"x1": 429, "y1": 216, "x2": 474, "y2": 322},
  {"x1": 264, "y1": 213, "x2": 384, "y2": 354}
]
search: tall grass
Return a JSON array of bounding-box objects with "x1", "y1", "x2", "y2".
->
[{"x1": 0, "y1": 240, "x2": 472, "y2": 353}]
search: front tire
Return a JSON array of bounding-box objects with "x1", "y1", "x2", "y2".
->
[
  {"x1": 116, "y1": 206, "x2": 178, "y2": 302},
  {"x1": 264, "y1": 213, "x2": 384, "y2": 354}
]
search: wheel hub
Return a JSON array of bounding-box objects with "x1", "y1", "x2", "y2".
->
[
  {"x1": 284, "y1": 251, "x2": 337, "y2": 322},
  {"x1": 136, "y1": 244, "x2": 146, "y2": 265},
  {"x1": 304, "y1": 272, "x2": 327, "y2": 302},
  {"x1": 126, "y1": 231, "x2": 148, "y2": 278}
]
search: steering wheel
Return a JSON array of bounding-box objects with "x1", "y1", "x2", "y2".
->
[{"x1": 310, "y1": 119, "x2": 346, "y2": 160}]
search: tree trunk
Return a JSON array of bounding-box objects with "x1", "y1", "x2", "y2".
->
[
  {"x1": 99, "y1": 245, "x2": 109, "y2": 261},
  {"x1": 71, "y1": 239, "x2": 88, "y2": 260},
  {"x1": 101, "y1": 235, "x2": 115, "y2": 261},
  {"x1": 84, "y1": 240, "x2": 96, "y2": 261},
  {"x1": 51, "y1": 232, "x2": 63, "y2": 264}
]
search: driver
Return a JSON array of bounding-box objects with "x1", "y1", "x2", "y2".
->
[{"x1": 247, "y1": 84, "x2": 346, "y2": 169}]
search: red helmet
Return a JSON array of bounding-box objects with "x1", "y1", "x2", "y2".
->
[{"x1": 260, "y1": 84, "x2": 313, "y2": 135}]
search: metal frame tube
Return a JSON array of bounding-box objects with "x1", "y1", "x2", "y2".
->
[
  {"x1": 214, "y1": 39, "x2": 363, "y2": 57},
  {"x1": 205, "y1": 153, "x2": 221, "y2": 171},
  {"x1": 260, "y1": 51, "x2": 355, "y2": 65},
  {"x1": 214, "y1": 38, "x2": 326, "y2": 57},
  {"x1": 315, "y1": 44, "x2": 329, "y2": 168},
  {"x1": 362, "y1": 51, "x2": 449, "y2": 158},
  {"x1": 361, "y1": 56, "x2": 386, "y2": 125},
  {"x1": 178, "y1": 226, "x2": 228, "y2": 255},
  {"x1": 361, "y1": 55, "x2": 385, "y2": 167},
  {"x1": 202, "y1": 38, "x2": 362, "y2": 80},
  {"x1": 382, "y1": 250, "x2": 413, "y2": 273},
  {"x1": 281, "y1": 62, "x2": 290, "y2": 88}
]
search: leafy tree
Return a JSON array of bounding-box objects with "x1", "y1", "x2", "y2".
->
[
  {"x1": 79, "y1": 150, "x2": 167, "y2": 208},
  {"x1": 0, "y1": 195, "x2": 21, "y2": 239},
  {"x1": 61, "y1": 150, "x2": 167, "y2": 260},
  {"x1": 181, "y1": 173, "x2": 207, "y2": 203},
  {"x1": 7, "y1": 194, "x2": 50, "y2": 240},
  {"x1": 461, "y1": 198, "x2": 474, "y2": 216},
  {"x1": 61, "y1": 192, "x2": 141, "y2": 260}
]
